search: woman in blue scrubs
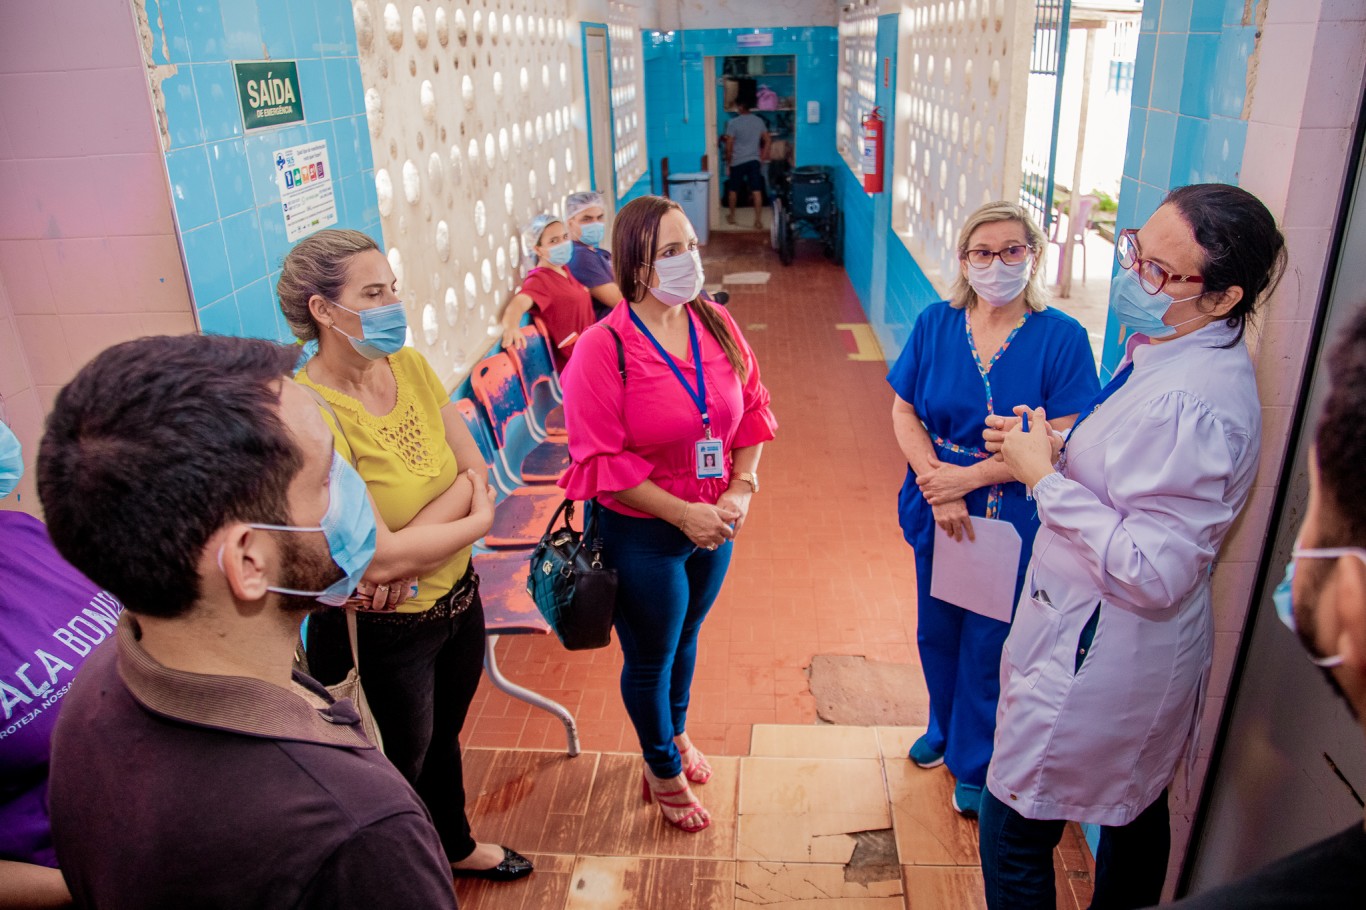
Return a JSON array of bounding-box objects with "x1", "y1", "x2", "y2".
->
[{"x1": 887, "y1": 201, "x2": 1098, "y2": 817}]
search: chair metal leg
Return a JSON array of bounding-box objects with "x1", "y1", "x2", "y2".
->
[{"x1": 483, "y1": 634, "x2": 581, "y2": 757}]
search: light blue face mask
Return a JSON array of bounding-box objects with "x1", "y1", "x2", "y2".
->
[
  {"x1": 578, "y1": 222, "x2": 606, "y2": 247},
  {"x1": 1110, "y1": 268, "x2": 1203, "y2": 339},
  {"x1": 246, "y1": 452, "x2": 378, "y2": 607},
  {"x1": 330, "y1": 300, "x2": 408, "y2": 360},
  {"x1": 545, "y1": 239, "x2": 574, "y2": 267},
  {"x1": 1271, "y1": 546, "x2": 1365, "y2": 668},
  {"x1": 0, "y1": 420, "x2": 22, "y2": 500}
]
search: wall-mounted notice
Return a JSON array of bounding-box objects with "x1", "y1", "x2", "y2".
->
[
  {"x1": 274, "y1": 140, "x2": 337, "y2": 242},
  {"x1": 234, "y1": 61, "x2": 305, "y2": 132},
  {"x1": 736, "y1": 32, "x2": 774, "y2": 48}
]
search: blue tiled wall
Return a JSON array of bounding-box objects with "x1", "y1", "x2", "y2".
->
[
  {"x1": 839, "y1": 14, "x2": 938, "y2": 362},
  {"x1": 149, "y1": 0, "x2": 379, "y2": 343},
  {"x1": 1101, "y1": 0, "x2": 1256, "y2": 374},
  {"x1": 642, "y1": 27, "x2": 840, "y2": 192}
]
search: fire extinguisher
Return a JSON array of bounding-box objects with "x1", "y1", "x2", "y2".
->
[{"x1": 861, "y1": 106, "x2": 885, "y2": 194}]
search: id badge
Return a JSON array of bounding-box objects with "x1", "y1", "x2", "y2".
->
[{"x1": 695, "y1": 437, "x2": 724, "y2": 479}]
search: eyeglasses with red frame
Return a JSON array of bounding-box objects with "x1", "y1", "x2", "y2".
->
[{"x1": 1116, "y1": 229, "x2": 1204, "y2": 295}]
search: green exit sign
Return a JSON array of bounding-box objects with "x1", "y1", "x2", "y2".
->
[{"x1": 233, "y1": 60, "x2": 305, "y2": 132}]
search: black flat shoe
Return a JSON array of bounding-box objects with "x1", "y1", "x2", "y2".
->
[{"x1": 451, "y1": 846, "x2": 534, "y2": 882}]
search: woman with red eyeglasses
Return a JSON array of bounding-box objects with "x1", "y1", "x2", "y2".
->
[{"x1": 978, "y1": 184, "x2": 1287, "y2": 910}]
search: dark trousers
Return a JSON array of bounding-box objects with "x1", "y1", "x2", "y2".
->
[
  {"x1": 978, "y1": 786, "x2": 1170, "y2": 910},
  {"x1": 599, "y1": 508, "x2": 732, "y2": 778},
  {"x1": 306, "y1": 578, "x2": 486, "y2": 864}
]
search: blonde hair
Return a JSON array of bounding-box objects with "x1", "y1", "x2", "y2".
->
[
  {"x1": 949, "y1": 201, "x2": 1049, "y2": 312},
  {"x1": 276, "y1": 230, "x2": 381, "y2": 342}
]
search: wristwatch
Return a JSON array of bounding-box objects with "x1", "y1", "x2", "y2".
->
[{"x1": 734, "y1": 471, "x2": 759, "y2": 493}]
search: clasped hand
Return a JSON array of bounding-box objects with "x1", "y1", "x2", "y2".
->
[
  {"x1": 679, "y1": 500, "x2": 741, "y2": 550},
  {"x1": 916, "y1": 461, "x2": 977, "y2": 542},
  {"x1": 989, "y1": 405, "x2": 1059, "y2": 487}
]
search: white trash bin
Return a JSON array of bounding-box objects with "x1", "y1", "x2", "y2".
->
[{"x1": 667, "y1": 171, "x2": 711, "y2": 245}]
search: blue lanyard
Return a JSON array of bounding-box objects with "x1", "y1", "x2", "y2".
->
[
  {"x1": 1061, "y1": 362, "x2": 1133, "y2": 459},
  {"x1": 628, "y1": 307, "x2": 710, "y2": 434}
]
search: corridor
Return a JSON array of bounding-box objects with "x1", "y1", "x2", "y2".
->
[{"x1": 457, "y1": 233, "x2": 1096, "y2": 909}]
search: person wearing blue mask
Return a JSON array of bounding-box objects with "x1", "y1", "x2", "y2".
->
[
  {"x1": 1158, "y1": 303, "x2": 1366, "y2": 907},
  {"x1": 981, "y1": 184, "x2": 1287, "y2": 910},
  {"x1": 278, "y1": 229, "x2": 533, "y2": 884},
  {"x1": 499, "y1": 213, "x2": 596, "y2": 371},
  {"x1": 35, "y1": 335, "x2": 460, "y2": 908},
  {"x1": 888, "y1": 200, "x2": 1100, "y2": 819},
  {"x1": 564, "y1": 191, "x2": 623, "y2": 321}
]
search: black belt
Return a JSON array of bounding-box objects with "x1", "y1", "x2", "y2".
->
[{"x1": 359, "y1": 564, "x2": 479, "y2": 625}]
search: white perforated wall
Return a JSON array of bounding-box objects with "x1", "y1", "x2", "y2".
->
[
  {"x1": 355, "y1": 0, "x2": 590, "y2": 386},
  {"x1": 607, "y1": 2, "x2": 648, "y2": 196},
  {"x1": 837, "y1": 4, "x2": 879, "y2": 173},
  {"x1": 892, "y1": 0, "x2": 1031, "y2": 289}
]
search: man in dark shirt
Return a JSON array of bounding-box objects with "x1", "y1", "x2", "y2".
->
[
  {"x1": 564, "y1": 190, "x2": 621, "y2": 322},
  {"x1": 1160, "y1": 306, "x2": 1366, "y2": 908},
  {"x1": 37, "y1": 335, "x2": 458, "y2": 909}
]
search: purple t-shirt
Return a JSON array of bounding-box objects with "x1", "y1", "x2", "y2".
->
[
  {"x1": 0, "y1": 510, "x2": 121, "y2": 867},
  {"x1": 568, "y1": 242, "x2": 617, "y2": 322}
]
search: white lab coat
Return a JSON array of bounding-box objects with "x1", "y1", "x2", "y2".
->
[{"x1": 987, "y1": 320, "x2": 1261, "y2": 826}]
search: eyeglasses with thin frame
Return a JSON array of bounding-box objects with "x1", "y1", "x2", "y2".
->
[
  {"x1": 960, "y1": 245, "x2": 1033, "y2": 270},
  {"x1": 1116, "y1": 229, "x2": 1204, "y2": 296}
]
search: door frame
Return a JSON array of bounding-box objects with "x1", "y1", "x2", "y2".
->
[{"x1": 581, "y1": 23, "x2": 615, "y2": 210}]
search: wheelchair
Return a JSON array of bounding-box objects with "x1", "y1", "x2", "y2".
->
[{"x1": 769, "y1": 165, "x2": 842, "y2": 266}]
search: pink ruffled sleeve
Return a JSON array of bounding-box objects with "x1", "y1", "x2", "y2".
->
[
  {"x1": 716, "y1": 304, "x2": 778, "y2": 448},
  {"x1": 557, "y1": 324, "x2": 655, "y2": 499}
]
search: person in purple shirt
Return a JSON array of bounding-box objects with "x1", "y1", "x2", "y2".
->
[
  {"x1": 564, "y1": 191, "x2": 622, "y2": 322},
  {"x1": 0, "y1": 397, "x2": 114, "y2": 910}
]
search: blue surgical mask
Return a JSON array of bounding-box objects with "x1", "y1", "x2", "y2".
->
[
  {"x1": 1271, "y1": 546, "x2": 1364, "y2": 668},
  {"x1": 238, "y1": 453, "x2": 378, "y2": 607},
  {"x1": 1110, "y1": 268, "x2": 1204, "y2": 339},
  {"x1": 578, "y1": 222, "x2": 606, "y2": 247},
  {"x1": 545, "y1": 239, "x2": 574, "y2": 267},
  {"x1": 330, "y1": 300, "x2": 408, "y2": 360},
  {"x1": 0, "y1": 421, "x2": 22, "y2": 500}
]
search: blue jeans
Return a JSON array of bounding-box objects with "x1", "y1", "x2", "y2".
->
[
  {"x1": 978, "y1": 786, "x2": 1170, "y2": 910},
  {"x1": 598, "y1": 507, "x2": 732, "y2": 778}
]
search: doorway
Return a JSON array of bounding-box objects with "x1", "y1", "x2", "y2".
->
[
  {"x1": 704, "y1": 54, "x2": 796, "y2": 235},
  {"x1": 583, "y1": 25, "x2": 614, "y2": 213}
]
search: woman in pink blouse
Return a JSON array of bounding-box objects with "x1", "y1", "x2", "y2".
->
[{"x1": 559, "y1": 196, "x2": 777, "y2": 833}]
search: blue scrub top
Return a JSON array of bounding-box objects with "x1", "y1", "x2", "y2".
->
[{"x1": 887, "y1": 301, "x2": 1099, "y2": 563}]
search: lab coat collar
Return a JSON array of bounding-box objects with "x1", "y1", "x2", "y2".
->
[{"x1": 1122, "y1": 319, "x2": 1241, "y2": 373}]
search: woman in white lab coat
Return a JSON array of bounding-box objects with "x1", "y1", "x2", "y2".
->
[{"x1": 979, "y1": 184, "x2": 1287, "y2": 910}]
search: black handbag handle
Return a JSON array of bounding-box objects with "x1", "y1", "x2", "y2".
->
[{"x1": 540, "y1": 498, "x2": 606, "y2": 567}]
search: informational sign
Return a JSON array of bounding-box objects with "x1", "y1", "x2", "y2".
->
[
  {"x1": 234, "y1": 60, "x2": 305, "y2": 132},
  {"x1": 274, "y1": 140, "x2": 337, "y2": 242},
  {"x1": 737, "y1": 32, "x2": 774, "y2": 48}
]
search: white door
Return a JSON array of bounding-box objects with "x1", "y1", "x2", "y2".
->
[{"x1": 584, "y1": 27, "x2": 614, "y2": 216}]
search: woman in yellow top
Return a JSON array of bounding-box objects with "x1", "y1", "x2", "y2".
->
[{"x1": 278, "y1": 229, "x2": 533, "y2": 883}]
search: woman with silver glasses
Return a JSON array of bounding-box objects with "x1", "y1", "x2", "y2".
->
[
  {"x1": 980, "y1": 184, "x2": 1286, "y2": 909},
  {"x1": 888, "y1": 201, "x2": 1098, "y2": 818}
]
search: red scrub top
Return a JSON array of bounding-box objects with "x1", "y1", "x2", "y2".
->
[{"x1": 521, "y1": 266, "x2": 594, "y2": 372}]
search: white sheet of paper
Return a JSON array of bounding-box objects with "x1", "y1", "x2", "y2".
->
[{"x1": 929, "y1": 517, "x2": 1022, "y2": 623}]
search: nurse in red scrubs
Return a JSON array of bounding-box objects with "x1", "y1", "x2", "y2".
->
[{"x1": 499, "y1": 214, "x2": 596, "y2": 372}]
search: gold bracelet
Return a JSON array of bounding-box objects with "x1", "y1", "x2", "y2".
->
[{"x1": 677, "y1": 501, "x2": 691, "y2": 528}]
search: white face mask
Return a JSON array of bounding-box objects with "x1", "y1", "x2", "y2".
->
[
  {"x1": 649, "y1": 250, "x2": 705, "y2": 307},
  {"x1": 968, "y1": 258, "x2": 1033, "y2": 307}
]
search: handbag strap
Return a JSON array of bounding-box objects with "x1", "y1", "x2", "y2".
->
[
  {"x1": 601, "y1": 325, "x2": 626, "y2": 384},
  {"x1": 345, "y1": 608, "x2": 363, "y2": 675}
]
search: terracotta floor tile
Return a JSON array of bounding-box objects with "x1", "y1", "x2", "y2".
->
[
  {"x1": 452, "y1": 851, "x2": 576, "y2": 910},
  {"x1": 737, "y1": 757, "x2": 891, "y2": 863},
  {"x1": 564, "y1": 856, "x2": 735, "y2": 910},
  {"x1": 749, "y1": 724, "x2": 881, "y2": 759},
  {"x1": 735, "y1": 861, "x2": 904, "y2": 908},
  {"x1": 462, "y1": 749, "x2": 600, "y2": 855},
  {"x1": 884, "y1": 761, "x2": 980, "y2": 867},
  {"x1": 902, "y1": 865, "x2": 989, "y2": 910},
  {"x1": 578, "y1": 753, "x2": 739, "y2": 859}
]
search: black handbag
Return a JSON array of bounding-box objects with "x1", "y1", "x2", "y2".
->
[{"x1": 527, "y1": 499, "x2": 617, "y2": 650}]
